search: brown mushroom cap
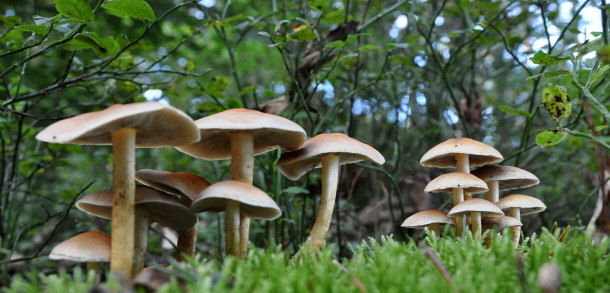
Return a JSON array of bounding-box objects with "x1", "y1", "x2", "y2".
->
[
  {"x1": 424, "y1": 172, "x2": 489, "y2": 193},
  {"x1": 77, "y1": 186, "x2": 196, "y2": 233},
  {"x1": 135, "y1": 169, "x2": 211, "y2": 204},
  {"x1": 471, "y1": 165, "x2": 539, "y2": 192},
  {"x1": 448, "y1": 198, "x2": 504, "y2": 218},
  {"x1": 277, "y1": 133, "x2": 385, "y2": 181},
  {"x1": 176, "y1": 108, "x2": 306, "y2": 160},
  {"x1": 401, "y1": 210, "x2": 454, "y2": 228},
  {"x1": 191, "y1": 180, "x2": 281, "y2": 220},
  {"x1": 496, "y1": 194, "x2": 547, "y2": 215},
  {"x1": 420, "y1": 138, "x2": 503, "y2": 168},
  {"x1": 35, "y1": 102, "x2": 200, "y2": 147},
  {"x1": 482, "y1": 216, "x2": 522, "y2": 230},
  {"x1": 49, "y1": 231, "x2": 110, "y2": 262}
]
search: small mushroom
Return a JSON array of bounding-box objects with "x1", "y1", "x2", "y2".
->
[
  {"x1": 135, "y1": 169, "x2": 211, "y2": 261},
  {"x1": 424, "y1": 172, "x2": 488, "y2": 236},
  {"x1": 496, "y1": 194, "x2": 546, "y2": 246},
  {"x1": 401, "y1": 210, "x2": 454, "y2": 237},
  {"x1": 448, "y1": 198, "x2": 504, "y2": 240},
  {"x1": 37, "y1": 102, "x2": 200, "y2": 277},
  {"x1": 177, "y1": 108, "x2": 306, "y2": 258},
  {"x1": 277, "y1": 133, "x2": 384, "y2": 249},
  {"x1": 76, "y1": 186, "x2": 196, "y2": 273},
  {"x1": 482, "y1": 216, "x2": 522, "y2": 248},
  {"x1": 190, "y1": 180, "x2": 281, "y2": 258},
  {"x1": 49, "y1": 231, "x2": 110, "y2": 273},
  {"x1": 471, "y1": 165, "x2": 539, "y2": 203},
  {"x1": 420, "y1": 137, "x2": 503, "y2": 174}
]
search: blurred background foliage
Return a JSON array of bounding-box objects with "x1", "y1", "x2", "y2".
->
[{"x1": 0, "y1": 0, "x2": 608, "y2": 283}]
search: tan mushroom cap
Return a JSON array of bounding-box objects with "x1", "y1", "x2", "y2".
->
[
  {"x1": 420, "y1": 138, "x2": 503, "y2": 168},
  {"x1": 176, "y1": 108, "x2": 306, "y2": 160},
  {"x1": 36, "y1": 102, "x2": 200, "y2": 147},
  {"x1": 77, "y1": 186, "x2": 196, "y2": 233},
  {"x1": 448, "y1": 198, "x2": 504, "y2": 218},
  {"x1": 49, "y1": 231, "x2": 110, "y2": 262},
  {"x1": 482, "y1": 216, "x2": 522, "y2": 230},
  {"x1": 496, "y1": 194, "x2": 547, "y2": 215},
  {"x1": 136, "y1": 169, "x2": 211, "y2": 204},
  {"x1": 471, "y1": 165, "x2": 539, "y2": 192},
  {"x1": 191, "y1": 180, "x2": 281, "y2": 220},
  {"x1": 424, "y1": 172, "x2": 489, "y2": 193},
  {"x1": 277, "y1": 133, "x2": 385, "y2": 181},
  {"x1": 401, "y1": 210, "x2": 454, "y2": 228}
]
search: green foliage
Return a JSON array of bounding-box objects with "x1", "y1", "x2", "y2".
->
[
  {"x1": 530, "y1": 51, "x2": 569, "y2": 66},
  {"x1": 102, "y1": 0, "x2": 155, "y2": 21},
  {"x1": 53, "y1": 0, "x2": 95, "y2": 22},
  {"x1": 542, "y1": 85, "x2": 571, "y2": 119},
  {"x1": 536, "y1": 130, "x2": 568, "y2": 147}
]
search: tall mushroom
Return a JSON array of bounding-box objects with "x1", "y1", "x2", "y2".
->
[
  {"x1": 277, "y1": 133, "x2": 385, "y2": 249},
  {"x1": 496, "y1": 194, "x2": 546, "y2": 246},
  {"x1": 76, "y1": 186, "x2": 197, "y2": 273},
  {"x1": 177, "y1": 108, "x2": 305, "y2": 258},
  {"x1": 471, "y1": 165, "x2": 539, "y2": 203},
  {"x1": 36, "y1": 102, "x2": 200, "y2": 277},
  {"x1": 190, "y1": 180, "x2": 281, "y2": 257},
  {"x1": 420, "y1": 138, "x2": 503, "y2": 174},
  {"x1": 424, "y1": 172, "x2": 488, "y2": 236},
  {"x1": 448, "y1": 198, "x2": 504, "y2": 240},
  {"x1": 135, "y1": 169, "x2": 211, "y2": 261},
  {"x1": 401, "y1": 210, "x2": 454, "y2": 237},
  {"x1": 49, "y1": 231, "x2": 110, "y2": 273}
]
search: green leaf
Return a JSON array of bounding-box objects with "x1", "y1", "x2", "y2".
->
[
  {"x1": 308, "y1": 0, "x2": 330, "y2": 11},
  {"x1": 497, "y1": 105, "x2": 532, "y2": 118},
  {"x1": 1, "y1": 15, "x2": 22, "y2": 27},
  {"x1": 388, "y1": 55, "x2": 413, "y2": 67},
  {"x1": 62, "y1": 33, "x2": 101, "y2": 50},
  {"x1": 96, "y1": 36, "x2": 120, "y2": 57},
  {"x1": 359, "y1": 44, "x2": 381, "y2": 53},
  {"x1": 542, "y1": 84, "x2": 571, "y2": 119},
  {"x1": 282, "y1": 186, "x2": 309, "y2": 195},
  {"x1": 526, "y1": 70, "x2": 570, "y2": 80},
  {"x1": 288, "y1": 23, "x2": 317, "y2": 42},
  {"x1": 16, "y1": 24, "x2": 49, "y2": 35},
  {"x1": 536, "y1": 130, "x2": 568, "y2": 146},
  {"x1": 594, "y1": 125, "x2": 608, "y2": 132},
  {"x1": 61, "y1": 189, "x2": 79, "y2": 201},
  {"x1": 102, "y1": 0, "x2": 155, "y2": 21},
  {"x1": 237, "y1": 85, "x2": 257, "y2": 97},
  {"x1": 590, "y1": 64, "x2": 609, "y2": 85},
  {"x1": 206, "y1": 76, "x2": 230, "y2": 96},
  {"x1": 54, "y1": 0, "x2": 95, "y2": 22},
  {"x1": 321, "y1": 9, "x2": 350, "y2": 24},
  {"x1": 387, "y1": 43, "x2": 409, "y2": 50},
  {"x1": 208, "y1": 20, "x2": 227, "y2": 27},
  {"x1": 197, "y1": 102, "x2": 223, "y2": 114},
  {"x1": 225, "y1": 14, "x2": 248, "y2": 24},
  {"x1": 184, "y1": 60, "x2": 195, "y2": 73},
  {"x1": 530, "y1": 50, "x2": 569, "y2": 66},
  {"x1": 325, "y1": 40, "x2": 345, "y2": 48}
]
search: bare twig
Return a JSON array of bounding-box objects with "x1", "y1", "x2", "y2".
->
[{"x1": 421, "y1": 243, "x2": 459, "y2": 293}]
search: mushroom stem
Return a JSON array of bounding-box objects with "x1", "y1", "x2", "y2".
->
[
  {"x1": 177, "y1": 222, "x2": 197, "y2": 262},
  {"x1": 225, "y1": 200, "x2": 241, "y2": 257},
  {"x1": 133, "y1": 208, "x2": 149, "y2": 274},
  {"x1": 485, "y1": 181, "x2": 499, "y2": 203},
  {"x1": 471, "y1": 212, "x2": 481, "y2": 240},
  {"x1": 455, "y1": 153, "x2": 470, "y2": 173},
  {"x1": 310, "y1": 154, "x2": 340, "y2": 248},
  {"x1": 452, "y1": 188, "x2": 465, "y2": 238},
  {"x1": 429, "y1": 223, "x2": 440, "y2": 237},
  {"x1": 230, "y1": 132, "x2": 254, "y2": 259},
  {"x1": 110, "y1": 128, "x2": 136, "y2": 278},
  {"x1": 509, "y1": 208, "x2": 521, "y2": 247}
]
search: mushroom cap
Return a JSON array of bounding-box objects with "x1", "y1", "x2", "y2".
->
[
  {"x1": 191, "y1": 180, "x2": 281, "y2": 220},
  {"x1": 36, "y1": 102, "x2": 200, "y2": 147},
  {"x1": 49, "y1": 231, "x2": 110, "y2": 262},
  {"x1": 76, "y1": 186, "x2": 197, "y2": 233},
  {"x1": 496, "y1": 194, "x2": 547, "y2": 215},
  {"x1": 176, "y1": 108, "x2": 306, "y2": 160},
  {"x1": 135, "y1": 169, "x2": 211, "y2": 204},
  {"x1": 401, "y1": 210, "x2": 454, "y2": 228},
  {"x1": 471, "y1": 165, "x2": 539, "y2": 192},
  {"x1": 482, "y1": 216, "x2": 522, "y2": 230},
  {"x1": 448, "y1": 198, "x2": 504, "y2": 217},
  {"x1": 424, "y1": 172, "x2": 489, "y2": 193},
  {"x1": 420, "y1": 138, "x2": 503, "y2": 168},
  {"x1": 277, "y1": 133, "x2": 385, "y2": 181}
]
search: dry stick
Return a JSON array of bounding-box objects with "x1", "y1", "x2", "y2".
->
[
  {"x1": 110, "y1": 128, "x2": 136, "y2": 278},
  {"x1": 331, "y1": 259, "x2": 368, "y2": 293},
  {"x1": 421, "y1": 243, "x2": 459, "y2": 293}
]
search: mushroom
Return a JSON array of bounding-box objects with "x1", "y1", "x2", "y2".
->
[
  {"x1": 76, "y1": 186, "x2": 197, "y2": 273},
  {"x1": 36, "y1": 102, "x2": 200, "y2": 277},
  {"x1": 277, "y1": 133, "x2": 385, "y2": 249},
  {"x1": 448, "y1": 198, "x2": 504, "y2": 240},
  {"x1": 177, "y1": 108, "x2": 305, "y2": 258},
  {"x1": 481, "y1": 216, "x2": 522, "y2": 248},
  {"x1": 401, "y1": 210, "x2": 454, "y2": 237},
  {"x1": 190, "y1": 180, "x2": 281, "y2": 257},
  {"x1": 135, "y1": 169, "x2": 211, "y2": 261},
  {"x1": 471, "y1": 165, "x2": 539, "y2": 203},
  {"x1": 424, "y1": 172, "x2": 488, "y2": 236},
  {"x1": 496, "y1": 194, "x2": 546, "y2": 246},
  {"x1": 420, "y1": 138, "x2": 503, "y2": 174},
  {"x1": 49, "y1": 231, "x2": 110, "y2": 273}
]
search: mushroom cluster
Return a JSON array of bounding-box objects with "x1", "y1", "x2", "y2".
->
[{"x1": 401, "y1": 138, "x2": 546, "y2": 245}]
